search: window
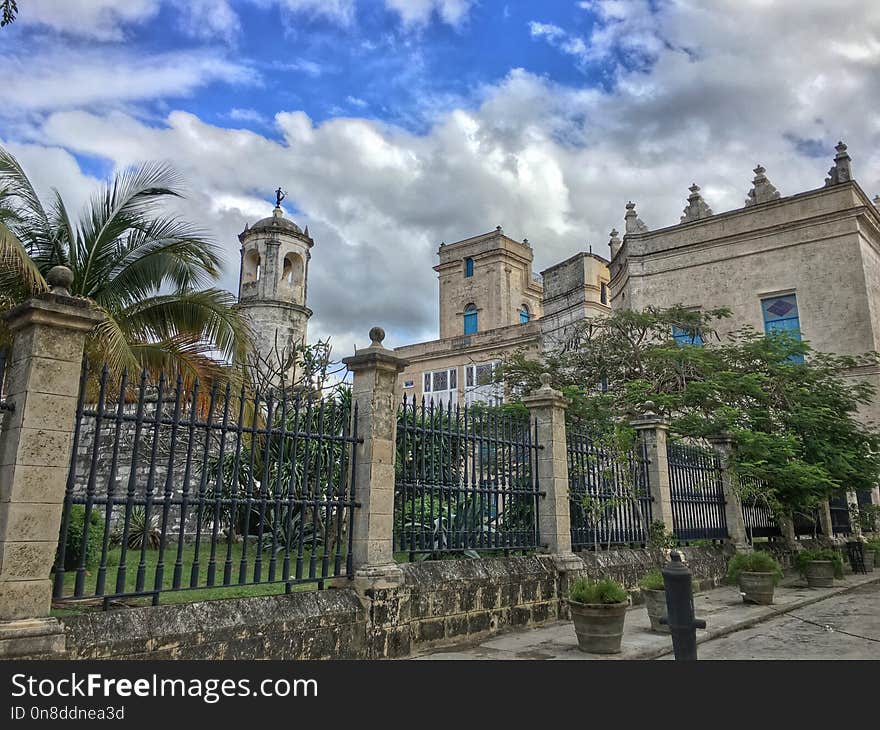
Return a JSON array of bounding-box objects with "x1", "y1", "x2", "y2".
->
[
  {"x1": 600, "y1": 282, "x2": 608, "y2": 305},
  {"x1": 465, "y1": 362, "x2": 503, "y2": 406},
  {"x1": 403, "y1": 380, "x2": 414, "y2": 389},
  {"x1": 761, "y1": 294, "x2": 804, "y2": 363},
  {"x1": 519, "y1": 304, "x2": 530, "y2": 324},
  {"x1": 672, "y1": 325, "x2": 703, "y2": 347},
  {"x1": 464, "y1": 303, "x2": 478, "y2": 335},
  {"x1": 464, "y1": 257, "x2": 474, "y2": 277},
  {"x1": 422, "y1": 368, "x2": 458, "y2": 406}
]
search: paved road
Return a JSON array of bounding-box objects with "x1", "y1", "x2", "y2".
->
[{"x1": 691, "y1": 581, "x2": 880, "y2": 660}]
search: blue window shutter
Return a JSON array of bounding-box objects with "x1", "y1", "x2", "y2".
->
[
  {"x1": 465, "y1": 258, "x2": 474, "y2": 277},
  {"x1": 672, "y1": 325, "x2": 703, "y2": 347},
  {"x1": 464, "y1": 307, "x2": 478, "y2": 335}
]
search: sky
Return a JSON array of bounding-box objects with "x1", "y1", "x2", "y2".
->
[{"x1": 2, "y1": 0, "x2": 880, "y2": 358}]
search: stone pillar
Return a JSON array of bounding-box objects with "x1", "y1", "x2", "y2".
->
[
  {"x1": 0, "y1": 267, "x2": 103, "y2": 657},
  {"x1": 522, "y1": 374, "x2": 580, "y2": 572},
  {"x1": 630, "y1": 404, "x2": 674, "y2": 533},
  {"x1": 342, "y1": 327, "x2": 408, "y2": 591},
  {"x1": 707, "y1": 434, "x2": 750, "y2": 552},
  {"x1": 870, "y1": 486, "x2": 880, "y2": 508}
]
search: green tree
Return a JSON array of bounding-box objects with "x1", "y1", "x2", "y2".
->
[
  {"x1": 1, "y1": 1, "x2": 17, "y2": 28},
  {"x1": 499, "y1": 306, "x2": 880, "y2": 520},
  {"x1": 0, "y1": 145, "x2": 249, "y2": 382}
]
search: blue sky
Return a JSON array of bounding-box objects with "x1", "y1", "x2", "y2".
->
[{"x1": 1, "y1": 1, "x2": 879, "y2": 354}]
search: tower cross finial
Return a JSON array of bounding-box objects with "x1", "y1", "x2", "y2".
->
[{"x1": 275, "y1": 187, "x2": 285, "y2": 207}]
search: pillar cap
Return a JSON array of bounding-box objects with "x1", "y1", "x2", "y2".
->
[
  {"x1": 522, "y1": 372, "x2": 570, "y2": 409},
  {"x1": 4, "y1": 292, "x2": 104, "y2": 334},
  {"x1": 342, "y1": 326, "x2": 409, "y2": 373}
]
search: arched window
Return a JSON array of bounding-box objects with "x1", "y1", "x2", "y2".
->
[
  {"x1": 243, "y1": 248, "x2": 261, "y2": 284},
  {"x1": 281, "y1": 252, "x2": 303, "y2": 288},
  {"x1": 519, "y1": 304, "x2": 530, "y2": 324},
  {"x1": 464, "y1": 257, "x2": 474, "y2": 278},
  {"x1": 463, "y1": 303, "x2": 478, "y2": 335}
]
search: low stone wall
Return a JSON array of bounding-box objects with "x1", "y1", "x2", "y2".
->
[
  {"x1": 58, "y1": 546, "x2": 735, "y2": 660},
  {"x1": 61, "y1": 590, "x2": 366, "y2": 660}
]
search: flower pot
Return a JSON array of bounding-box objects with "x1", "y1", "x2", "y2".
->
[
  {"x1": 642, "y1": 588, "x2": 669, "y2": 633},
  {"x1": 864, "y1": 549, "x2": 875, "y2": 573},
  {"x1": 804, "y1": 560, "x2": 834, "y2": 588},
  {"x1": 569, "y1": 600, "x2": 628, "y2": 654},
  {"x1": 738, "y1": 571, "x2": 775, "y2": 605}
]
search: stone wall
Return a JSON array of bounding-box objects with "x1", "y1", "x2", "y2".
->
[{"x1": 58, "y1": 546, "x2": 734, "y2": 660}]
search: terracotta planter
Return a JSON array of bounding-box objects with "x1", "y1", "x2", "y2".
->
[
  {"x1": 804, "y1": 560, "x2": 834, "y2": 588},
  {"x1": 864, "y1": 549, "x2": 875, "y2": 573},
  {"x1": 642, "y1": 588, "x2": 669, "y2": 633},
  {"x1": 569, "y1": 600, "x2": 628, "y2": 654},
  {"x1": 738, "y1": 571, "x2": 775, "y2": 605}
]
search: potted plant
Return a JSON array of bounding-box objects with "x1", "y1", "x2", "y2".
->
[
  {"x1": 639, "y1": 570, "x2": 668, "y2": 633},
  {"x1": 796, "y1": 548, "x2": 844, "y2": 588},
  {"x1": 727, "y1": 551, "x2": 783, "y2": 605},
  {"x1": 568, "y1": 577, "x2": 629, "y2": 654}
]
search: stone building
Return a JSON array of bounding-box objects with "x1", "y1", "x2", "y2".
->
[
  {"x1": 608, "y1": 142, "x2": 880, "y2": 510},
  {"x1": 236, "y1": 204, "x2": 314, "y2": 382},
  {"x1": 395, "y1": 227, "x2": 611, "y2": 406}
]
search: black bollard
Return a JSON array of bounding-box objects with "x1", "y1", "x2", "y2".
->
[{"x1": 659, "y1": 550, "x2": 706, "y2": 660}]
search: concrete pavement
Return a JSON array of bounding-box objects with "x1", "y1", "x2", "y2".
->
[{"x1": 414, "y1": 571, "x2": 880, "y2": 660}]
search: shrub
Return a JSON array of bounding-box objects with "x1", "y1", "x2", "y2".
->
[
  {"x1": 727, "y1": 551, "x2": 783, "y2": 585},
  {"x1": 569, "y1": 577, "x2": 628, "y2": 605},
  {"x1": 865, "y1": 538, "x2": 880, "y2": 554},
  {"x1": 796, "y1": 548, "x2": 844, "y2": 579},
  {"x1": 639, "y1": 569, "x2": 665, "y2": 591},
  {"x1": 55, "y1": 506, "x2": 105, "y2": 571}
]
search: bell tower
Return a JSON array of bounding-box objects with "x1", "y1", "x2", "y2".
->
[{"x1": 237, "y1": 194, "x2": 313, "y2": 382}]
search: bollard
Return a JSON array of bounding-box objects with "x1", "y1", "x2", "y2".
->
[{"x1": 659, "y1": 551, "x2": 706, "y2": 660}]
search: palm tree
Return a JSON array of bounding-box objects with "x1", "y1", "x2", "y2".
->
[{"x1": 0, "y1": 145, "x2": 250, "y2": 382}]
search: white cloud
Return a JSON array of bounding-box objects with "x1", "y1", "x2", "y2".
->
[
  {"x1": 0, "y1": 46, "x2": 259, "y2": 111},
  {"x1": 229, "y1": 108, "x2": 270, "y2": 125},
  {"x1": 346, "y1": 96, "x2": 369, "y2": 109},
  {"x1": 177, "y1": 0, "x2": 241, "y2": 42},
  {"x1": 270, "y1": 0, "x2": 357, "y2": 26},
  {"x1": 17, "y1": 0, "x2": 160, "y2": 41},
  {"x1": 384, "y1": 0, "x2": 477, "y2": 28}
]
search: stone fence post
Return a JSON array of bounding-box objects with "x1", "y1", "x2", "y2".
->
[
  {"x1": 342, "y1": 327, "x2": 408, "y2": 592},
  {"x1": 630, "y1": 403, "x2": 674, "y2": 534},
  {"x1": 0, "y1": 267, "x2": 103, "y2": 657},
  {"x1": 706, "y1": 434, "x2": 750, "y2": 552},
  {"x1": 522, "y1": 374, "x2": 581, "y2": 572},
  {"x1": 818, "y1": 499, "x2": 834, "y2": 540},
  {"x1": 845, "y1": 491, "x2": 862, "y2": 539}
]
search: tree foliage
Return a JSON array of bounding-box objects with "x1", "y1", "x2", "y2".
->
[
  {"x1": 499, "y1": 306, "x2": 880, "y2": 518},
  {"x1": 0, "y1": 145, "x2": 250, "y2": 383}
]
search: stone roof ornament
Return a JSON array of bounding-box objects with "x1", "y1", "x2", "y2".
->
[
  {"x1": 872, "y1": 194, "x2": 879, "y2": 208},
  {"x1": 680, "y1": 183, "x2": 714, "y2": 223},
  {"x1": 47, "y1": 265, "x2": 74, "y2": 297},
  {"x1": 609, "y1": 228, "x2": 622, "y2": 258},
  {"x1": 523, "y1": 237, "x2": 530, "y2": 247},
  {"x1": 824, "y1": 141, "x2": 852, "y2": 186},
  {"x1": 744, "y1": 164, "x2": 781, "y2": 207},
  {"x1": 624, "y1": 201, "x2": 648, "y2": 234}
]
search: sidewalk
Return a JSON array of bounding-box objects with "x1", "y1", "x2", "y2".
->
[{"x1": 414, "y1": 571, "x2": 880, "y2": 660}]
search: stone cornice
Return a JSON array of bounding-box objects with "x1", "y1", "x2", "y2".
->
[{"x1": 4, "y1": 295, "x2": 104, "y2": 334}]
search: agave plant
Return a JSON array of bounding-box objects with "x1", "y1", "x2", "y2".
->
[{"x1": 0, "y1": 145, "x2": 250, "y2": 382}]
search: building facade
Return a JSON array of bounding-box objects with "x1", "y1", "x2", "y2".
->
[
  {"x1": 609, "y1": 142, "x2": 880, "y2": 428},
  {"x1": 395, "y1": 227, "x2": 611, "y2": 406},
  {"x1": 236, "y1": 204, "x2": 314, "y2": 382}
]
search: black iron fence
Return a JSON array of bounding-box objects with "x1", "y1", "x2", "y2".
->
[
  {"x1": 739, "y1": 476, "x2": 781, "y2": 540},
  {"x1": 0, "y1": 347, "x2": 11, "y2": 412},
  {"x1": 394, "y1": 397, "x2": 541, "y2": 560},
  {"x1": 567, "y1": 428, "x2": 652, "y2": 550},
  {"x1": 53, "y1": 363, "x2": 360, "y2": 607},
  {"x1": 667, "y1": 442, "x2": 727, "y2": 541}
]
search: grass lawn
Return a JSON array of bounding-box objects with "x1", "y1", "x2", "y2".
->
[{"x1": 51, "y1": 541, "x2": 346, "y2": 615}]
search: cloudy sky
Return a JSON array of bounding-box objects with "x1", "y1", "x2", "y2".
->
[{"x1": 2, "y1": 0, "x2": 880, "y2": 356}]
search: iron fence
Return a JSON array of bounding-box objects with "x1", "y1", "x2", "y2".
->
[
  {"x1": 394, "y1": 397, "x2": 541, "y2": 560},
  {"x1": 667, "y1": 442, "x2": 728, "y2": 541},
  {"x1": 567, "y1": 428, "x2": 652, "y2": 550},
  {"x1": 738, "y1": 475, "x2": 780, "y2": 540},
  {"x1": 0, "y1": 347, "x2": 11, "y2": 413},
  {"x1": 53, "y1": 363, "x2": 360, "y2": 607}
]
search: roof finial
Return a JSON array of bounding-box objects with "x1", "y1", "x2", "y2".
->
[
  {"x1": 624, "y1": 201, "x2": 648, "y2": 234},
  {"x1": 745, "y1": 164, "x2": 781, "y2": 207},
  {"x1": 609, "y1": 228, "x2": 622, "y2": 258},
  {"x1": 275, "y1": 186, "x2": 286, "y2": 208},
  {"x1": 680, "y1": 183, "x2": 714, "y2": 223},
  {"x1": 824, "y1": 141, "x2": 852, "y2": 186},
  {"x1": 873, "y1": 194, "x2": 880, "y2": 208}
]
